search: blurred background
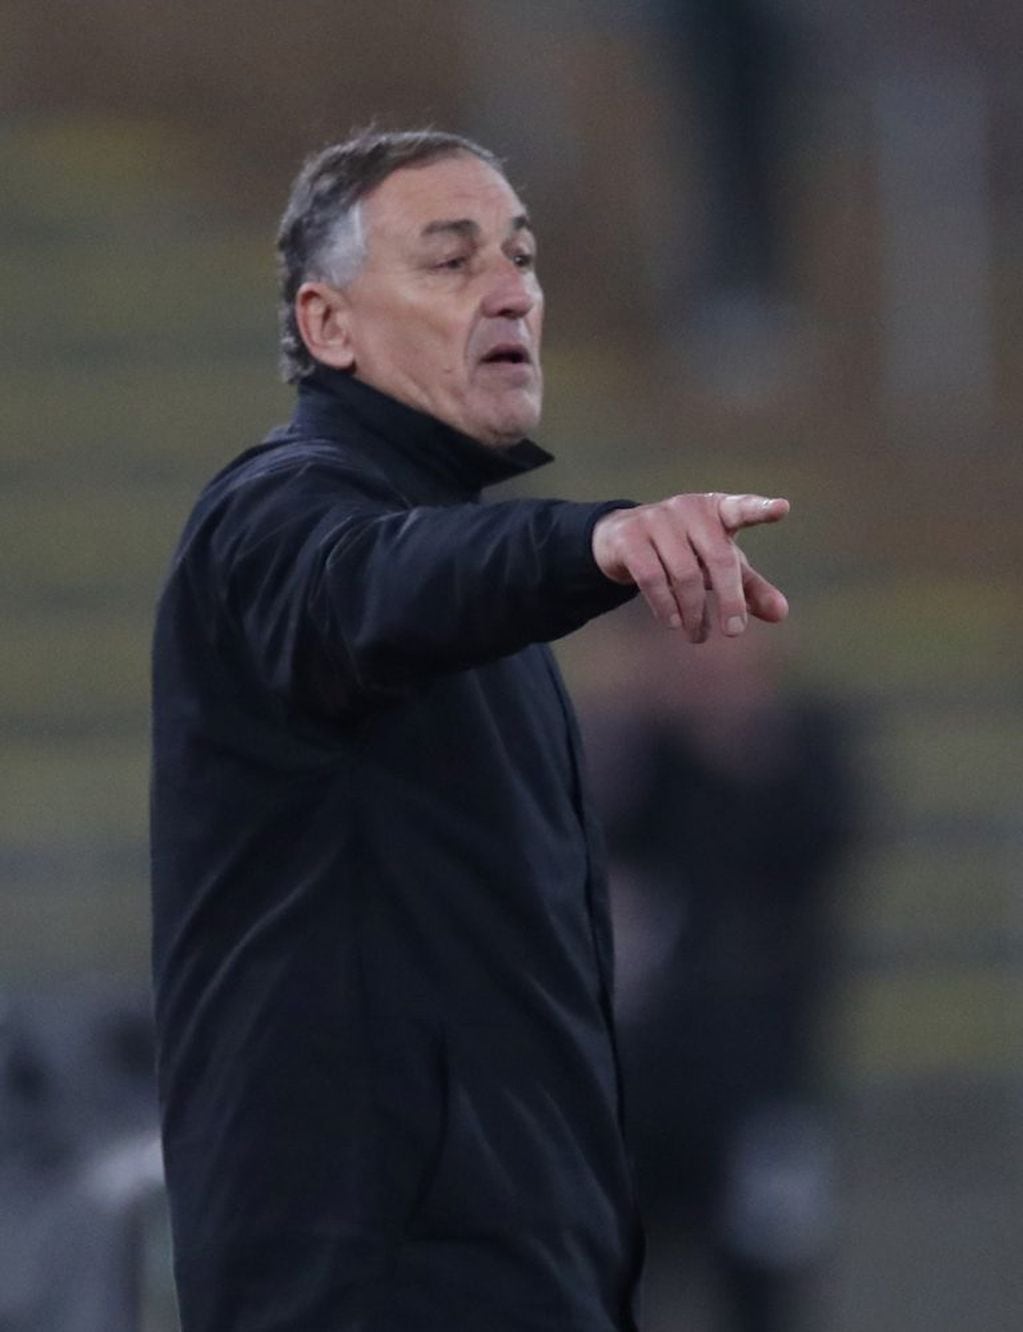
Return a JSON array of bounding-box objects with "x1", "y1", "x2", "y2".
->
[{"x1": 1, "y1": 2, "x2": 1020, "y2": 1329}]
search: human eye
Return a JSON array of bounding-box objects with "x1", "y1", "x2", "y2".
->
[
  {"x1": 506, "y1": 245, "x2": 538, "y2": 273},
  {"x1": 433, "y1": 252, "x2": 470, "y2": 272}
]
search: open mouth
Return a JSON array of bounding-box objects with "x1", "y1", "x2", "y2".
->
[{"x1": 480, "y1": 346, "x2": 531, "y2": 366}]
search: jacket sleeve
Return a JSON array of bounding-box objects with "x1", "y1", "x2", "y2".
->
[{"x1": 207, "y1": 456, "x2": 635, "y2": 714}]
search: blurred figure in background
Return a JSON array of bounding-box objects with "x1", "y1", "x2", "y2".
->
[
  {"x1": 0, "y1": 985, "x2": 163, "y2": 1332},
  {"x1": 652, "y1": 0, "x2": 809, "y2": 387},
  {"x1": 590, "y1": 615, "x2": 854, "y2": 1332}
]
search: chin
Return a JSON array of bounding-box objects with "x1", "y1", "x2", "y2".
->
[{"x1": 474, "y1": 392, "x2": 543, "y2": 447}]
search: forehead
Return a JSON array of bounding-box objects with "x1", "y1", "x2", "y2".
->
[{"x1": 361, "y1": 153, "x2": 527, "y2": 244}]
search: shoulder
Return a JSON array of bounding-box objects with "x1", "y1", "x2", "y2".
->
[
  {"x1": 202, "y1": 425, "x2": 404, "y2": 511},
  {"x1": 164, "y1": 427, "x2": 406, "y2": 590}
]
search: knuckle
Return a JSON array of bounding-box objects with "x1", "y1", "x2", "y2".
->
[
  {"x1": 672, "y1": 567, "x2": 704, "y2": 592},
  {"x1": 632, "y1": 564, "x2": 660, "y2": 591},
  {"x1": 705, "y1": 551, "x2": 738, "y2": 573}
]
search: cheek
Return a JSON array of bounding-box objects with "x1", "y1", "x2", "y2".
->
[
  {"x1": 434, "y1": 329, "x2": 475, "y2": 391},
  {"x1": 406, "y1": 314, "x2": 466, "y2": 379},
  {"x1": 372, "y1": 323, "x2": 455, "y2": 388}
]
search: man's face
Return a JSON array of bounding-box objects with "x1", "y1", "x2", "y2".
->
[{"x1": 332, "y1": 154, "x2": 544, "y2": 446}]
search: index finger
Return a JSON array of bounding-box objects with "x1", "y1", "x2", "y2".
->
[{"x1": 716, "y1": 494, "x2": 790, "y2": 534}]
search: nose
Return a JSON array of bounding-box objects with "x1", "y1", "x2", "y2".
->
[{"x1": 480, "y1": 256, "x2": 539, "y2": 320}]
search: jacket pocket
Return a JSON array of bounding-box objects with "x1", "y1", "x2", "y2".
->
[{"x1": 403, "y1": 1023, "x2": 552, "y2": 1239}]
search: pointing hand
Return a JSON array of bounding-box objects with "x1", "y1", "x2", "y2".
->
[{"x1": 591, "y1": 492, "x2": 790, "y2": 643}]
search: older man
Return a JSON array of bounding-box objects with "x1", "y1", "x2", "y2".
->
[{"x1": 151, "y1": 129, "x2": 789, "y2": 1332}]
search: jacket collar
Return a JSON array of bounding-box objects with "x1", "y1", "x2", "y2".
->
[{"x1": 293, "y1": 365, "x2": 553, "y2": 498}]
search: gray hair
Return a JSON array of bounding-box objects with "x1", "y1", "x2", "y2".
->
[{"x1": 276, "y1": 128, "x2": 504, "y2": 383}]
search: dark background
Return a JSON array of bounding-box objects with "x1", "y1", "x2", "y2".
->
[{"x1": 1, "y1": 3, "x2": 1020, "y2": 1329}]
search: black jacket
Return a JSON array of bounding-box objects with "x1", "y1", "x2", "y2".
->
[{"x1": 151, "y1": 367, "x2": 643, "y2": 1331}]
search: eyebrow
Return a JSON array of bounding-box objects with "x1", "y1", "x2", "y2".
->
[{"x1": 419, "y1": 213, "x2": 534, "y2": 242}]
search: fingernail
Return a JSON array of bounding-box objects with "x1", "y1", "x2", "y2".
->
[
  {"x1": 726, "y1": 616, "x2": 746, "y2": 635},
  {"x1": 668, "y1": 613, "x2": 682, "y2": 629},
  {"x1": 761, "y1": 498, "x2": 774, "y2": 509}
]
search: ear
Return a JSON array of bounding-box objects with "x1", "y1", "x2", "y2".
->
[{"x1": 295, "y1": 281, "x2": 355, "y2": 371}]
